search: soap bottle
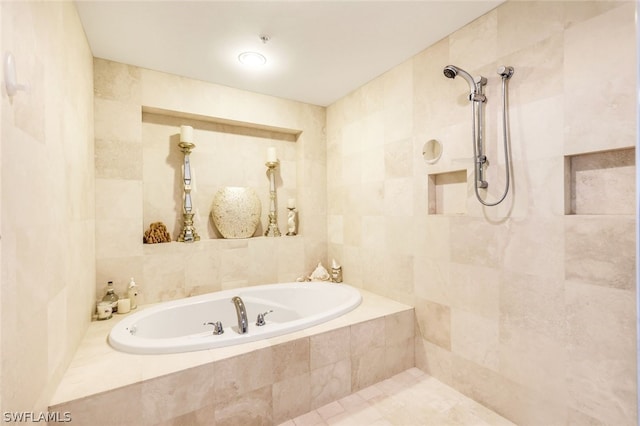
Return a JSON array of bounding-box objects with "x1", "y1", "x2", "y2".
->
[
  {"x1": 102, "y1": 281, "x2": 119, "y2": 313},
  {"x1": 127, "y1": 277, "x2": 138, "y2": 310}
]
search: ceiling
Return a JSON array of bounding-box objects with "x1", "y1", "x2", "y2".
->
[{"x1": 75, "y1": 1, "x2": 503, "y2": 107}]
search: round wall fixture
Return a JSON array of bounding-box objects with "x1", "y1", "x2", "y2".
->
[{"x1": 422, "y1": 139, "x2": 443, "y2": 164}]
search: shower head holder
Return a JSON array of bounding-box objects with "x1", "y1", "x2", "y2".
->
[
  {"x1": 469, "y1": 92, "x2": 486, "y2": 103},
  {"x1": 498, "y1": 66, "x2": 514, "y2": 79}
]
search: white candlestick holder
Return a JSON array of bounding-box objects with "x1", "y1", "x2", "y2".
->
[
  {"x1": 178, "y1": 141, "x2": 200, "y2": 242},
  {"x1": 264, "y1": 161, "x2": 281, "y2": 237}
]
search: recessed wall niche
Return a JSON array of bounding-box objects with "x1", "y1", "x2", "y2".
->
[
  {"x1": 142, "y1": 108, "x2": 300, "y2": 240},
  {"x1": 565, "y1": 148, "x2": 635, "y2": 215},
  {"x1": 427, "y1": 169, "x2": 467, "y2": 215}
]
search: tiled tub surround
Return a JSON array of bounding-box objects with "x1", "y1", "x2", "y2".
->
[{"x1": 50, "y1": 289, "x2": 414, "y2": 425}]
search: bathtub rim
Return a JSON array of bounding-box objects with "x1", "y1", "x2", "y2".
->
[{"x1": 108, "y1": 281, "x2": 362, "y2": 354}]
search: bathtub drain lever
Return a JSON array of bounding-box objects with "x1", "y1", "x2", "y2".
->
[
  {"x1": 256, "y1": 310, "x2": 273, "y2": 326},
  {"x1": 204, "y1": 321, "x2": 224, "y2": 335}
]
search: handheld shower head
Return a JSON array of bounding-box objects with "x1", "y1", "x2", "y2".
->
[
  {"x1": 443, "y1": 65, "x2": 477, "y2": 95},
  {"x1": 443, "y1": 65, "x2": 457, "y2": 79}
]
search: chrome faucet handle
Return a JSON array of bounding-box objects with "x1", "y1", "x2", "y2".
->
[
  {"x1": 204, "y1": 321, "x2": 224, "y2": 335},
  {"x1": 256, "y1": 310, "x2": 273, "y2": 326}
]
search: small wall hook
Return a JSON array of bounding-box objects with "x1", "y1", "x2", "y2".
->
[{"x1": 4, "y1": 52, "x2": 30, "y2": 97}]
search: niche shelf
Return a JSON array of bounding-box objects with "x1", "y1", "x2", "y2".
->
[
  {"x1": 565, "y1": 147, "x2": 635, "y2": 215},
  {"x1": 141, "y1": 108, "x2": 300, "y2": 241},
  {"x1": 428, "y1": 169, "x2": 468, "y2": 215},
  {"x1": 142, "y1": 106, "x2": 302, "y2": 139}
]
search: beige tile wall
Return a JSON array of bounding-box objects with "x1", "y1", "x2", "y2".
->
[
  {"x1": 94, "y1": 59, "x2": 327, "y2": 303},
  {"x1": 326, "y1": 2, "x2": 637, "y2": 425},
  {"x1": 1, "y1": 0, "x2": 95, "y2": 414}
]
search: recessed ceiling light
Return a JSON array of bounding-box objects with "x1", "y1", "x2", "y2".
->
[{"x1": 238, "y1": 51, "x2": 267, "y2": 67}]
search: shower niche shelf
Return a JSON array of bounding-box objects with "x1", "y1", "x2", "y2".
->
[
  {"x1": 565, "y1": 147, "x2": 635, "y2": 215},
  {"x1": 428, "y1": 169, "x2": 467, "y2": 215}
]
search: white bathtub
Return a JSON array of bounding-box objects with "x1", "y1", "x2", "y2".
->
[{"x1": 108, "y1": 282, "x2": 362, "y2": 354}]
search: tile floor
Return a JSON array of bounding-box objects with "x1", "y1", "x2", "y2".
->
[{"x1": 279, "y1": 368, "x2": 515, "y2": 426}]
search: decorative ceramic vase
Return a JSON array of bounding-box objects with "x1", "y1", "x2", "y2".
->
[{"x1": 210, "y1": 187, "x2": 261, "y2": 239}]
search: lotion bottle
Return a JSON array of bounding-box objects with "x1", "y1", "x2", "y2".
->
[{"x1": 127, "y1": 277, "x2": 138, "y2": 309}]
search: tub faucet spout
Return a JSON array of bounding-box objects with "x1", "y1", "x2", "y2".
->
[{"x1": 231, "y1": 296, "x2": 248, "y2": 334}]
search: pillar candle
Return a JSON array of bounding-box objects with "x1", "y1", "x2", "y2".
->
[
  {"x1": 117, "y1": 298, "x2": 131, "y2": 314},
  {"x1": 267, "y1": 147, "x2": 277, "y2": 163},
  {"x1": 287, "y1": 198, "x2": 296, "y2": 209},
  {"x1": 180, "y1": 125, "x2": 194, "y2": 143}
]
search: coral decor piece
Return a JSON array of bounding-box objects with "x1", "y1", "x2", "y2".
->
[{"x1": 143, "y1": 222, "x2": 171, "y2": 244}]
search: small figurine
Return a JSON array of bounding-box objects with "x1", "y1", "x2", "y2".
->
[
  {"x1": 286, "y1": 198, "x2": 298, "y2": 236},
  {"x1": 331, "y1": 259, "x2": 343, "y2": 283},
  {"x1": 286, "y1": 208, "x2": 298, "y2": 236}
]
